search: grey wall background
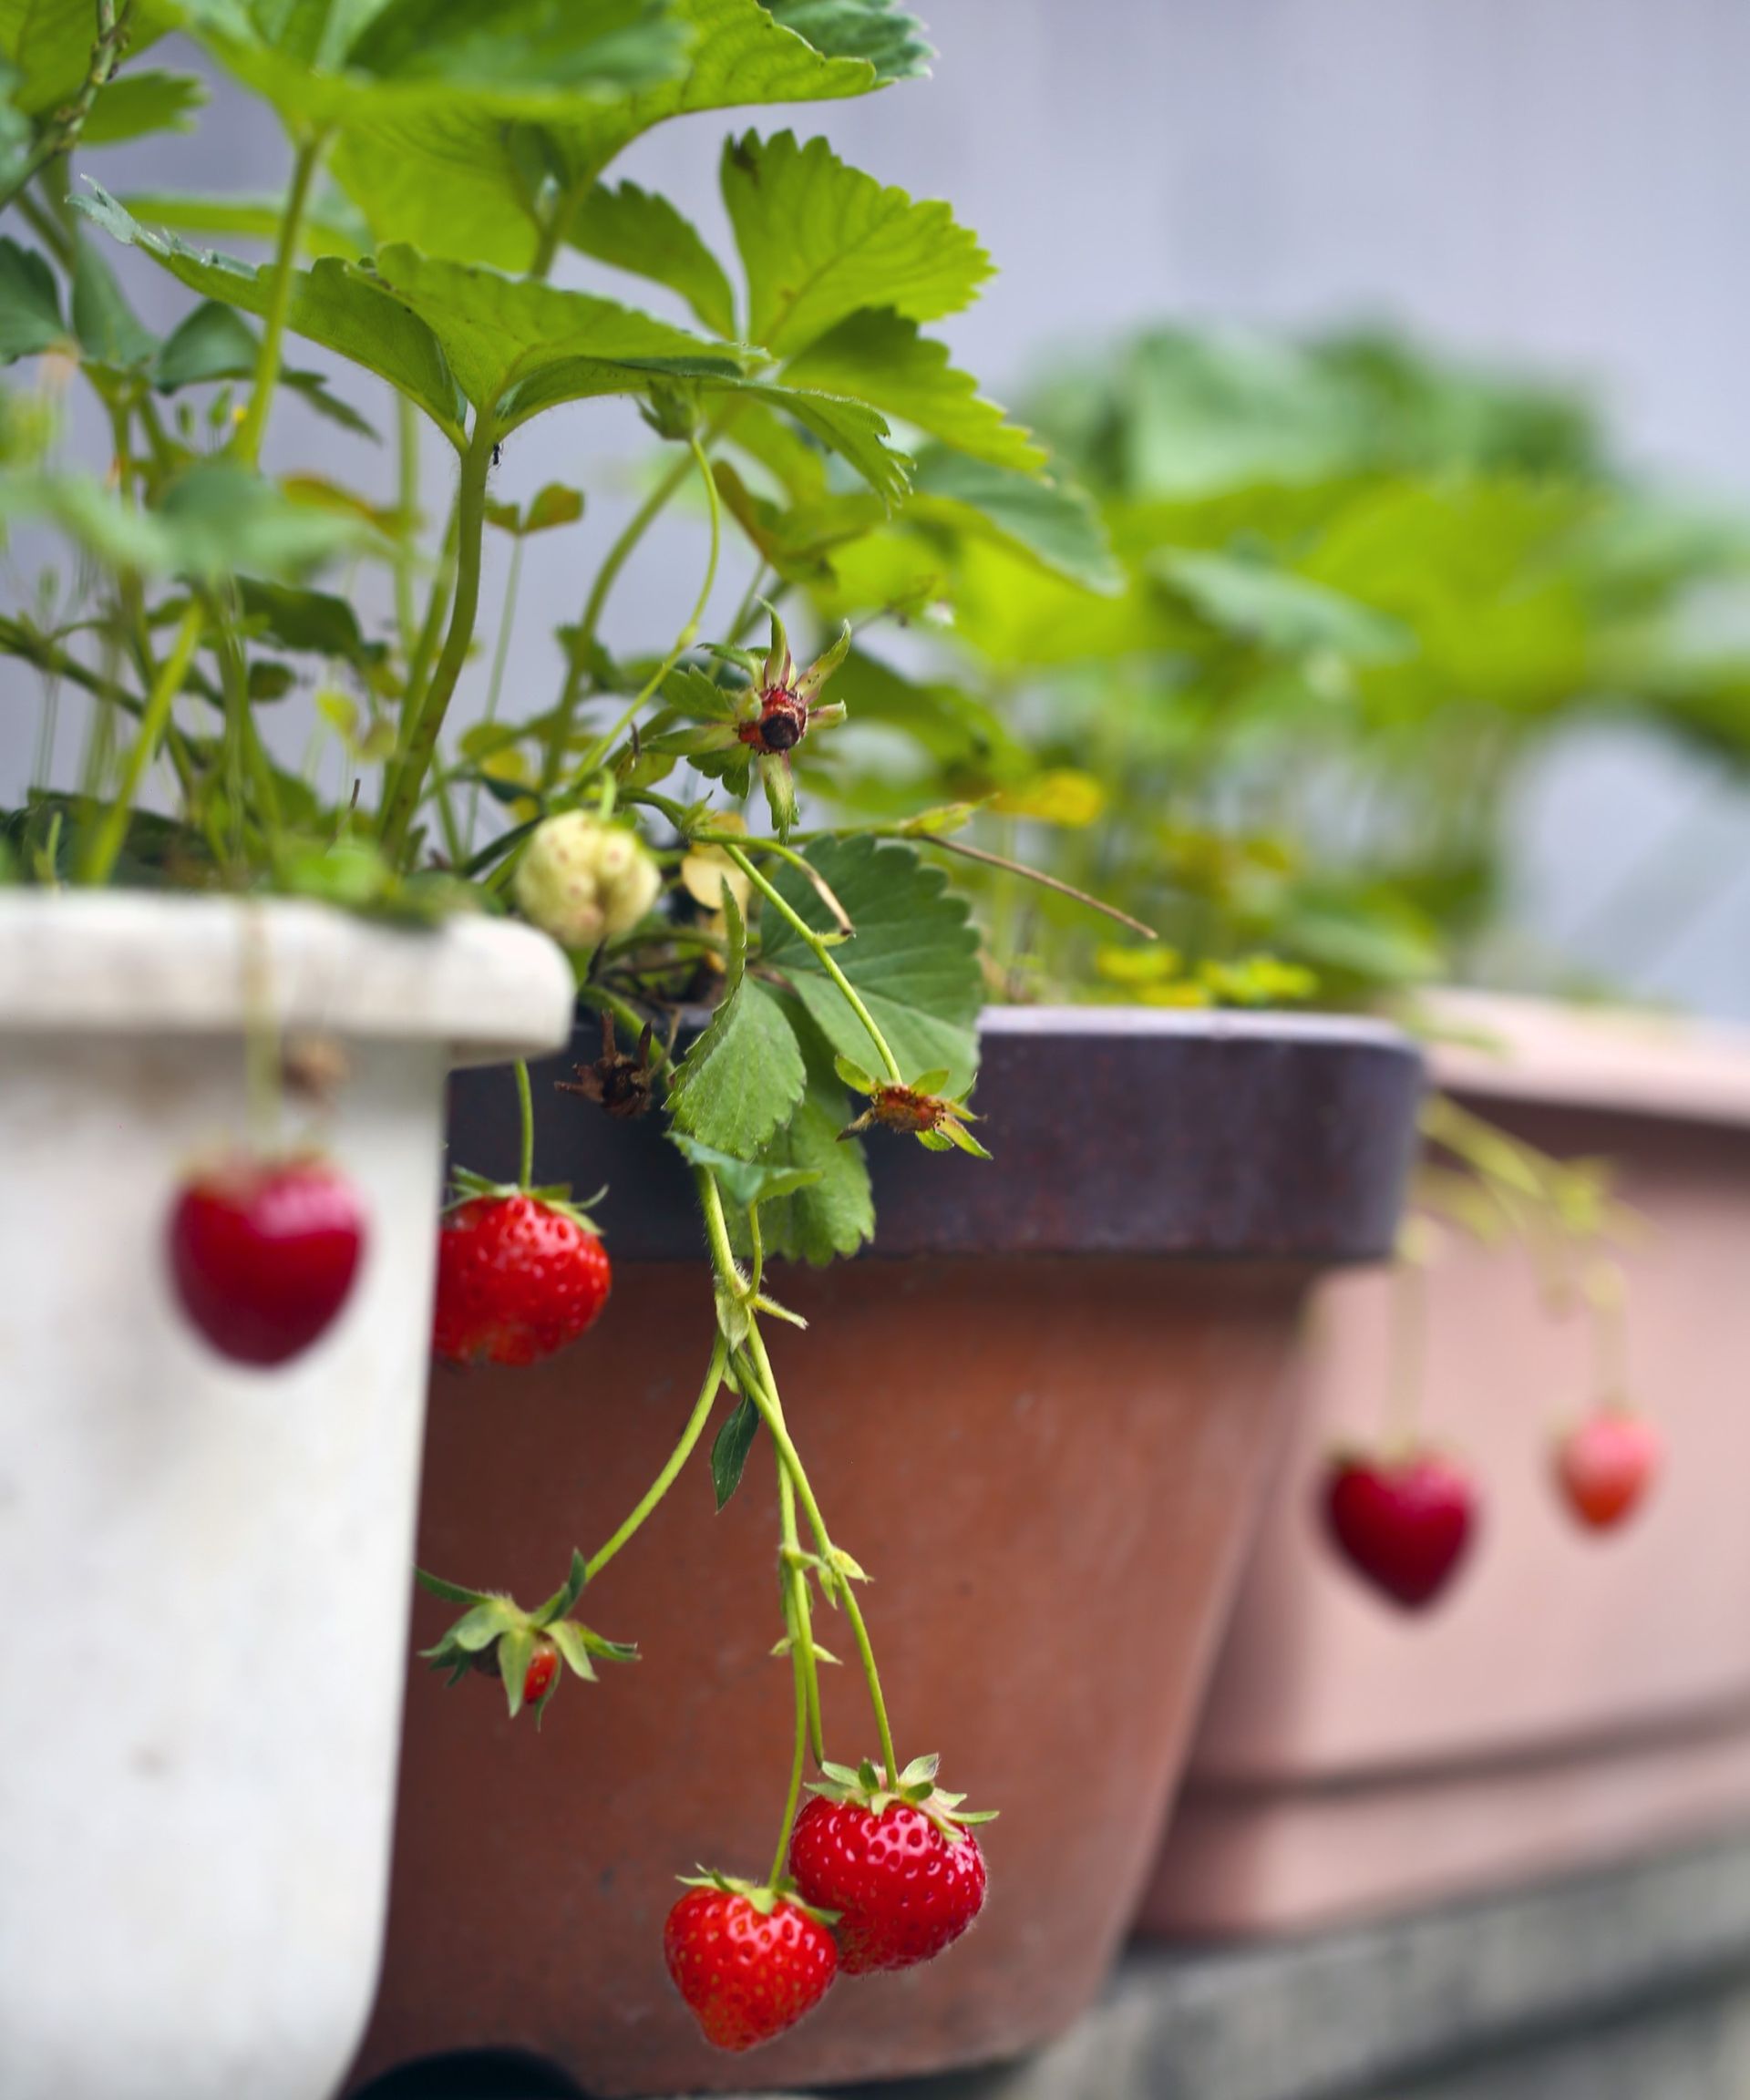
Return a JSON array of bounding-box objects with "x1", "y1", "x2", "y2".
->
[{"x1": 9, "y1": 0, "x2": 1750, "y2": 1012}]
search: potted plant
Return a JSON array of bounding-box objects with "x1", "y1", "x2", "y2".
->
[
  {"x1": 3, "y1": 12, "x2": 1426, "y2": 2098},
  {"x1": 1146, "y1": 991, "x2": 1750, "y2": 1935},
  {"x1": 823, "y1": 320, "x2": 1750, "y2": 1938}
]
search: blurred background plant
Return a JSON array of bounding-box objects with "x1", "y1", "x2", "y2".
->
[{"x1": 784, "y1": 324, "x2": 1750, "y2": 1011}]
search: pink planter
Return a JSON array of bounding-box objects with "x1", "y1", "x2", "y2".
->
[{"x1": 1143, "y1": 993, "x2": 1750, "y2": 1938}]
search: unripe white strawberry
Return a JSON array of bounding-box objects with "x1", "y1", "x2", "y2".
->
[{"x1": 513, "y1": 814, "x2": 661, "y2": 951}]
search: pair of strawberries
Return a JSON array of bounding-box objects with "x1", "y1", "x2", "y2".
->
[
  {"x1": 168, "y1": 1156, "x2": 611, "y2": 1371},
  {"x1": 665, "y1": 1760, "x2": 991, "y2": 2054},
  {"x1": 1324, "y1": 1412, "x2": 1663, "y2": 1611}
]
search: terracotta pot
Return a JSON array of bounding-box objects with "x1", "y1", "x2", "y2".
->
[
  {"x1": 1143, "y1": 993, "x2": 1750, "y2": 1939},
  {"x1": 352, "y1": 1011, "x2": 1421, "y2": 2095}
]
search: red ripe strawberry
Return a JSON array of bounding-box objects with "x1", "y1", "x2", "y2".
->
[
  {"x1": 1323, "y1": 1448, "x2": 1477, "y2": 1611},
  {"x1": 1556, "y1": 1410, "x2": 1662, "y2": 1531},
  {"x1": 170, "y1": 1155, "x2": 365, "y2": 1366},
  {"x1": 433, "y1": 1190, "x2": 609, "y2": 1368},
  {"x1": 522, "y1": 1639, "x2": 560, "y2": 1706},
  {"x1": 788, "y1": 1755, "x2": 993, "y2": 1974},
  {"x1": 664, "y1": 1879, "x2": 837, "y2": 2052}
]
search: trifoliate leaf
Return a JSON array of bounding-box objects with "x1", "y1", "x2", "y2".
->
[
  {"x1": 910, "y1": 447, "x2": 1124, "y2": 595},
  {"x1": 722, "y1": 129, "x2": 991, "y2": 358},
  {"x1": 76, "y1": 181, "x2": 469, "y2": 445},
  {"x1": 570, "y1": 180, "x2": 736, "y2": 338},
  {"x1": 667, "y1": 886, "x2": 807, "y2": 1153},
  {"x1": 784, "y1": 310, "x2": 1044, "y2": 474},
  {"x1": 738, "y1": 1010, "x2": 875, "y2": 1265},
  {"x1": 758, "y1": 835, "x2": 982, "y2": 1094}
]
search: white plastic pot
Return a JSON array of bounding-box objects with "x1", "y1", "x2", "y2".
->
[{"x1": 0, "y1": 896, "x2": 573, "y2": 2100}]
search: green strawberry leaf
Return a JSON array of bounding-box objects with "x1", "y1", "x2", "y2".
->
[
  {"x1": 668, "y1": 1132, "x2": 823, "y2": 1210},
  {"x1": 323, "y1": 0, "x2": 901, "y2": 270},
  {"x1": 909, "y1": 447, "x2": 1124, "y2": 595},
  {"x1": 736, "y1": 1008, "x2": 874, "y2": 1265},
  {"x1": 0, "y1": 0, "x2": 179, "y2": 115},
  {"x1": 79, "y1": 67, "x2": 205, "y2": 145},
  {"x1": 784, "y1": 310, "x2": 1044, "y2": 474},
  {"x1": 365, "y1": 242, "x2": 746, "y2": 430},
  {"x1": 75, "y1": 182, "x2": 469, "y2": 446},
  {"x1": 763, "y1": 0, "x2": 931, "y2": 79},
  {"x1": 0, "y1": 236, "x2": 63, "y2": 362},
  {"x1": 758, "y1": 835, "x2": 982, "y2": 1095},
  {"x1": 180, "y1": 0, "x2": 689, "y2": 131},
  {"x1": 71, "y1": 240, "x2": 156, "y2": 370},
  {"x1": 118, "y1": 186, "x2": 371, "y2": 261},
  {"x1": 723, "y1": 129, "x2": 991, "y2": 358},
  {"x1": 569, "y1": 180, "x2": 736, "y2": 338},
  {"x1": 667, "y1": 885, "x2": 807, "y2": 1154},
  {"x1": 1155, "y1": 549, "x2": 1414, "y2": 661},
  {"x1": 711, "y1": 1391, "x2": 760, "y2": 1509},
  {"x1": 0, "y1": 459, "x2": 376, "y2": 582}
]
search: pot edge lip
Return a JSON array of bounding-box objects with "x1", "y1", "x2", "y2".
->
[
  {"x1": 0, "y1": 890, "x2": 573, "y2": 1068},
  {"x1": 1420, "y1": 988, "x2": 1750, "y2": 1131},
  {"x1": 977, "y1": 1004, "x2": 1414, "y2": 1055}
]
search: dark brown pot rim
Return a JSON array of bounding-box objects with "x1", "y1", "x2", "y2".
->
[{"x1": 446, "y1": 1004, "x2": 1425, "y2": 1264}]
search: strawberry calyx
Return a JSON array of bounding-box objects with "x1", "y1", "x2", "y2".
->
[
  {"x1": 676, "y1": 1867, "x2": 839, "y2": 1930},
  {"x1": 806, "y1": 1754, "x2": 998, "y2": 1845},
  {"x1": 832, "y1": 1059, "x2": 991, "y2": 1160},
  {"x1": 415, "y1": 1549, "x2": 636, "y2": 1723},
  {"x1": 442, "y1": 1167, "x2": 607, "y2": 1237}
]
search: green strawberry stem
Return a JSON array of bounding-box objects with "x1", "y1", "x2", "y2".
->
[
  {"x1": 1586, "y1": 1259, "x2": 1630, "y2": 1407},
  {"x1": 777, "y1": 1451, "x2": 825, "y2": 1765},
  {"x1": 240, "y1": 906, "x2": 282, "y2": 1156},
  {"x1": 695, "y1": 1165, "x2": 901, "y2": 1792},
  {"x1": 514, "y1": 1060, "x2": 535, "y2": 1190},
  {"x1": 768, "y1": 1454, "x2": 814, "y2": 1891},
  {"x1": 80, "y1": 601, "x2": 204, "y2": 886},
  {"x1": 540, "y1": 448, "x2": 695, "y2": 791},
  {"x1": 1385, "y1": 1239, "x2": 1426, "y2": 1455},
  {"x1": 722, "y1": 842, "x2": 904, "y2": 1086},
  {"x1": 233, "y1": 127, "x2": 328, "y2": 470},
  {"x1": 583, "y1": 1337, "x2": 728, "y2": 1581},
  {"x1": 571, "y1": 434, "x2": 721, "y2": 786},
  {"x1": 743, "y1": 1322, "x2": 900, "y2": 1793}
]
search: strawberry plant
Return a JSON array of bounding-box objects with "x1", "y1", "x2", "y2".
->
[{"x1": 1, "y1": 0, "x2": 1134, "y2": 2045}]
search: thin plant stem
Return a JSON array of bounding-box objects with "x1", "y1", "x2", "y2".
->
[
  {"x1": 380, "y1": 414, "x2": 497, "y2": 860},
  {"x1": 466, "y1": 534, "x2": 525, "y2": 851},
  {"x1": 742, "y1": 1323, "x2": 899, "y2": 1789},
  {"x1": 79, "y1": 598, "x2": 201, "y2": 884},
  {"x1": 1385, "y1": 1243, "x2": 1427, "y2": 1455},
  {"x1": 394, "y1": 391, "x2": 421, "y2": 660},
  {"x1": 583, "y1": 1339, "x2": 728, "y2": 1581},
  {"x1": 568, "y1": 434, "x2": 721, "y2": 786},
  {"x1": 232, "y1": 129, "x2": 326, "y2": 469},
  {"x1": 723, "y1": 842, "x2": 903, "y2": 1083},
  {"x1": 769, "y1": 1453, "x2": 814, "y2": 1889},
  {"x1": 540, "y1": 446, "x2": 695, "y2": 788},
  {"x1": 513, "y1": 1059, "x2": 535, "y2": 1188}
]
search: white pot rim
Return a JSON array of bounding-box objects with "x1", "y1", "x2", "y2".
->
[{"x1": 0, "y1": 892, "x2": 575, "y2": 1068}]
